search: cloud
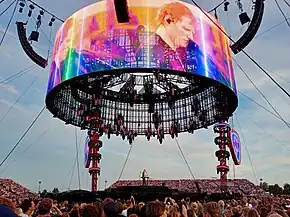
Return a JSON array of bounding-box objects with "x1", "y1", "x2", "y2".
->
[{"x1": 0, "y1": 83, "x2": 19, "y2": 95}]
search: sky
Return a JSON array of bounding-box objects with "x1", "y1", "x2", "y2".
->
[{"x1": 0, "y1": 0, "x2": 290, "y2": 193}]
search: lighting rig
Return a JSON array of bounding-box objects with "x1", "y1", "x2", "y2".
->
[
  {"x1": 16, "y1": 0, "x2": 59, "y2": 68},
  {"x1": 208, "y1": 0, "x2": 265, "y2": 54}
]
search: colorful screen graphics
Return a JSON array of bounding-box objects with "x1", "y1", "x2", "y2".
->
[
  {"x1": 84, "y1": 136, "x2": 90, "y2": 167},
  {"x1": 229, "y1": 129, "x2": 241, "y2": 165},
  {"x1": 47, "y1": 0, "x2": 236, "y2": 95}
]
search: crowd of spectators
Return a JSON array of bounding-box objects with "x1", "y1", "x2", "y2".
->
[
  {"x1": 110, "y1": 179, "x2": 263, "y2": 196},
  {"x1": 1, "y1": 193, "x2": 290, "y2": 217},
  {"x1": 0, "y1": 179, "x2": 37, "y2": 205},
  {"x1": 2, "y1": 178, "x2": 290, "y2": 217}
]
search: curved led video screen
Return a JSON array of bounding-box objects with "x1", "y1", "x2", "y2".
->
[
  {"x1": 229, "y1": 129, "x2": 241, "y2": 165},
  {"x1": 47, "y1": 0, "x2": 236, "y2": 94}
]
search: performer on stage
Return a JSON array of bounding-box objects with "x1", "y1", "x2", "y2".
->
[{"x1": 141, "y1": 169, "x2": 149, "y2": 186}]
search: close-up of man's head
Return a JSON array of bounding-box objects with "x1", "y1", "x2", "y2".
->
[{"x1": 156, "y1": 2, "x2": 195, "y2": 49}]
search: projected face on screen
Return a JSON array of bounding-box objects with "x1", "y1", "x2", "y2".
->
[
  {"x1": 47, "y1": 0, "x2": 236, "y2": 96},
  {"x1": 155, "y1": 2, "x2": 195, "y2": 50}
]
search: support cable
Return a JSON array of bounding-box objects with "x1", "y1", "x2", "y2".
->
[
  {"x1": 0, "y1": 106, "x2": 46, "y2": 167},
  {"x1": 0, "y1": 65, "x2": 37, "y2": 86},
  {"x1": 0, "y1": 0, "x2": 16, "y2": 17},
  {"x1": 283, "y1": 0, "x2": 290, "y2": 7},
  {"x1": 117, "y1": 144, "x2": 133, "y2": 181},
  {"x1": 274, "y1": 0, "x2": 290, "y2": 28},
  {"x1": 68, "y1": 157, "x2": 77, "y2": 191},
  {"x1": 235, "y1": 114, "x2": 259, "y2": 184},
  {"x1": 233, "y1": 58, "x2": 290, "y2": 129},
  {"x1": 0, "y1": 129, "x2": 49, "y2": 175},
  {"x1": 238, "y1": 91, "x2": 290, "y2": 126},
  {"x1": 255, "y1": 18, "x2": 290, "y2": 39},
  {"x1": 249, "y1": 119, "x2": 290, "y2": 152},
  {"x1": 0, "y1": 69, "x2": 44, "y2": 125},
  {"x1": 0, "y1": 0, "x2": 18, "y2": 47},
  {"x1": 65, "y1": 130, "x2": 84, "y2": 191},
  {"x1": 27, "y1": 0, "x2": 64, "y2": 23},
  {"x1": 190, "y1": 0, "x2": 290, "y2": 100},
  {"x1": 75, "y1": 127, "x2": 81, "y2": 190},
  {"x1": 175, "y1": 138, "x2": 196, "y2": 180}
]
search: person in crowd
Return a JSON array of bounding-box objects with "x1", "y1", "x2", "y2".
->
[
  {"x1": 19, "y1": 199, "x2": 35, "y2": 217},
  {"x1": 146, "y1": 201, "x2": 167, "y2": 217}
]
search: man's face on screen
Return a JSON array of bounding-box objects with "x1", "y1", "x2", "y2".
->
[{"x1": 170, "y1": 16, "x2": 194, "y2": 48}]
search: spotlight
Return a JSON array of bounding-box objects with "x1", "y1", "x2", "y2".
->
[
  {"x1": 224, "y1": 1, "x2": 229, "y2": 11},
  {"x1": 29, "y1": 30, "x2": 39, "y2": 42},
  {"x1": 49, "y1": 17, "x2": 56, "y2": 26},
  {"x1": 18, "y1": 2, "x2": 25, "y2": 13},
  {"x1": 239, "y1": 12, "x2": 251, "y2": 25},
  {"x1": 28, "y1": 4, "x2": 35, "y2": 17}
]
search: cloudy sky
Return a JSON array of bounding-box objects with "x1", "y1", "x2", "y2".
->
[{"x1": 0, "y1": 0, "x2": 290, "y2": 193}]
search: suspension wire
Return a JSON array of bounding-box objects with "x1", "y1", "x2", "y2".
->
[
  {"x1": 0, "y1": 65, "x2": 37, "y2": 86},
  {"x1": 75, "y1": 127, "x2": 81, "y2": 190},
  {"x1": 238, "y1": 91, "x2": 290, "y2": 125},
  {"x1": 65, "y1": 130, "x2": 84, "y2": 191},
  {"x1": 27, "y1": 0, "x2": 64, "y2": 23},
  {"x1": 283, "y1": 0, "x2": 290, "y2": 7},
  {"x1": 0, "y1": 129, "x2": 49, "y2": 175},
  {"x1": 255, "y1": 18, "x2": 290, "y2": 39},
  {"x1": 68, "y1": 156, "x2": 77, "y2": 191},
  {"x1": 207, "y1": 0, "x2": 227, "y2": 13},
  {"x1": 190, "y1": 0, "x2": 290, "y2": 100},
  {"x1": 249, "y1": 119, "x2": 290, "y2": 152},
  {"x1": 0, "y1": 0, "x2": 16, "y2": 17},
  {"x1": 24, "y1": 1, "x2": 54, "y2": 47},
  {"x1": 117, "y1": 144, "x2": 133, "y2": 181},
  {"x1": 233, "y1": 58, "x2": 290, "y2": 129},
  {"x1": 0, "y1": 106, "x2": 46, "y2": 167},
  {"x1": 0, "y1": 0, "x2": 18, "y2": 47},
  {"x1": 235, "y1": 114, "x2": 259, "y2": 184},
  {"x1": 175, "y1": 138, "x2": 196, "y2": 180},
  {"x1": 0, "y1": 69, "x2": 44, "y2": 124},
  {"x1": 274, "y1": 0, "x2": 290, "y2": 28}
]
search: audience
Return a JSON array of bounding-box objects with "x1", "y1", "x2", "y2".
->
[{"x1": 1, "y1": 178, "x2": 290, "y2": 217}]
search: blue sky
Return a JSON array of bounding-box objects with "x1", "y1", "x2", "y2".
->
[{"x1": 0, "y1": 0, "x2": 290, "y2": 193}]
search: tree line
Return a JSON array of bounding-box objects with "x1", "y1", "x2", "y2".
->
[{"x1": 260, "y1": 182, "x2": 290, "y2": 195}]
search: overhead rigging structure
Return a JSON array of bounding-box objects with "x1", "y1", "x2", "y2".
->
[
  {"x1": 230, "y1": 0, "x2": 265, "y2": 54},
  {"x1": 15, "y1": 0, "x2": 58, "y2": 68},
  {"x1": 207, "y1": 0, "x2": 265, "y2": 54}
]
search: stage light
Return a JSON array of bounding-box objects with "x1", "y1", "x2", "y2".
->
[
  {"x1": 239, "y1": 12, "x2": 251, "y2": 25},
  {"x1": 28, "y1": 4, "x2": 35, "y2": 17},
  {"x1": 29, "y1": 30, "x2": 39, "y2": 42},
  {"x1": 114, "y1": 0, "x2": 130, "y2": 23},
  {"x1": 224, "y1": 1, "x2": 229, "y2": 11},
  {"x1": 49, "y1": 17, "x2": 56, "y2": 26},
  {"x1": 18, "y1": 2, "x2": 25, "y2": 13}
]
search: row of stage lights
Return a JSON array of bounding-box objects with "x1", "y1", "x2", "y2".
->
[
  {"x1": 210, "y1": 0, "x2": 251, "y2": 25},
  {"x1": 18, "y1": 0, "x2": 56, "y2": 42}
]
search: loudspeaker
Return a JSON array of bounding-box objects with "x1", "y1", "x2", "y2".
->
[{"x1": 114, "y1": 0, "x2": 130, "y2": 23}]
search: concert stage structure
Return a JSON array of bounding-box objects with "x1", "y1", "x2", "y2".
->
[
  {"x1": 45, "y1": 0, "x2": 243, "y2": 192},
  {"x1": 42, "y1": 178, "x2": 259, "y2": 203}
]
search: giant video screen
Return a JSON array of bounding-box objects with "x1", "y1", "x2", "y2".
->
[{"x1": 47, "y1": 0, "x2": 236, "y2": 94}]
